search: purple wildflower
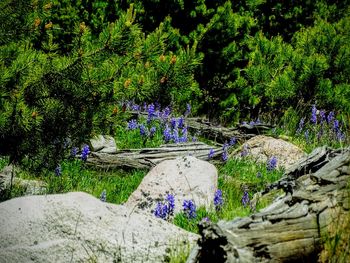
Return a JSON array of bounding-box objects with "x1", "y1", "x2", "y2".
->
[
  {"x1": 139, "y1": 124, "x2": 147, "y2": 137},
  {"x1": 267, "y1": 156, "x2": 277, "y2": 171},
  {"x1": 179, "y1": 127, "x2": 188, "y2": 142},
  {"x1": 154, "y1": 202, "x2": 168, "y2": 220},
  {"x1": 222, "y1": 150, "x2": 228, "y2": 162},
  {"x1": 333, "y1": 119, "x2": 339, "y2": 132},
  {"x1": 150, "y1": 126, "x2": 156, "y2": 137},
  {"x1": 147, "y1": 103, "x2": 156, "y2": 122},
  {"x1": 242, "y1": 190, "x2": 250, "y2": 207},
  {"x1": 163, "y1": 125, "x2": 172, "y2": 142},
  {"x1": 178, "y1": 117, "x2": 185, "y2": 129},
  {"x1": 170, "y1": 118, "x2": 177, "y2": 129},
  {"x1": 311, "y1": 105, "x2": 317, "y2": 124},
  {"x1": 327, "y1": 111, "x2": 334, "y2": 124},
  {"x1": 336, "y1": 131, "x2": 345, "y2": 141},
  {"x1": 296, "y1": 117, "x2": 305, "y2": 134},
  {"x1": 131, "y1": 104, "x2": 140, "y2": 111},
  {"x1": 208, "y1": 148, "x2": 215, "y2": 159},
  {"x1": 54, "y1": 165, "x2": 61, "y2": 176},
  {"x1": 166, "y1": 194, "x2": 175, "y2": 216},
  {"x1": 100, "y1": 189, "x2": 107, "y2": 202},
  {"x1": 127, "y1": 119, "x2": 138, "y2": 130},
  {"x1": 320, "y1": 110, "x2": 326, "y2": 123},
  {"x1": 214, "y1": 189, "x2": 224, "y2": 211},
  {"x1": 183, "y1": 199, "x2": 196, "y2": 219},
  {"x1": 70, "y1": 147, "x2": 78, "y2": 157},
  {"x1": 229, "y1": 137, "x2": 237, "y2": 146},
  {"x1": 81, "y1": 145, "x2": 90, "y2": 161},
  {"x1": 172, "y1": 128, "x2": 180, "y2": 143}
]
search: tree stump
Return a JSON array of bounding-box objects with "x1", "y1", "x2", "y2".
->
[{"x1": 187, "y1": 147, "x2": 350, "y2": 263}]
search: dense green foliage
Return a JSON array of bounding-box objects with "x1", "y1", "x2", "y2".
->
[{"x1": 0, "y1": 0, "x2": 349, "y2": 169}]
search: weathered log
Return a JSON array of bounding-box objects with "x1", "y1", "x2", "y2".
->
[
  {"x1": 128, "y1": 111, "x2": 274, "y2": 143},
  {"x1": 187, "y1": 148, "x2": 350, "y2": 263},
  {"x1": 87, "y1": 142, "x2": 223, "y2": 170}
]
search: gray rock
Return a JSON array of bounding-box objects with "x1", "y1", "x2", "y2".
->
[
  {"x1": 125, "y1": 156, "x2": 218, "y2": 215},
  {"x1": 90, "y1": 135, "x2": 117, "y2": 153},
  {"x1": 233, "y1": 135, "x2": 306, "y2": 170},
  {"x1": 0, "y1": 165, "x2": 46, "y2": 196},
  {"x1": 0, "y1": 192, "x2": 198, "y2": 263}
]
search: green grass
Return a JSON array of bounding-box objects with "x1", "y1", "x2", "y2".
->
[
  {"x1": 0, "y1": 156, "x2": 9, "y2": 171},
  {"x1": 16, "y1": 160, "x2": 146, "y2": 204}
]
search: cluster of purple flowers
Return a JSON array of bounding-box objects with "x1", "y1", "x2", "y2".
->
[
  {"x1": 183, "y1": 199, "x2": 196, "y2": 219},
  {"x1": 70, "y1": 147, "x2": 78, "y2": 158},
  {"x1": 81, "y1": 145, "x2": 90, "y2": 162},
  {"x1": 154, "y1": 194, "x2": 175, "y2": 220},
  {"x1": 214, "y1": 189, "x2": 224, "y2": 211},
  {"x1": 267, "y1": 156, "x2": 277, "y2": 171},
  {"x1": 241, "y1": 144, "x2": 249, "y2": 157},
  {"x1": 127, "y1": 119, "x2": 138, "y2": 130},
  {"x1": 222, "y1": 143, "x2": 229, "y2": 162},
  {"x1": 241, "y1": 190, "x2": 250, "y2": 208},
  {"x1": 55, "y1": 165, "x2": 62, "y2": 176},
  {"x1": 297, "y1": 105, "x2": 346, "y2": 142}
]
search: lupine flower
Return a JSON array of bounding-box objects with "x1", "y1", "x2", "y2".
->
[
  {"x1": 147, "y1": 103, "x2": 156, "y2": 122},
  {"x1": 320, "y1": 110, "x2": 326, "y2": 123},
  {"x1": 179, "y1": 127, "x2": 188, "y2": 142},
  {"x1": 170, "y1": 118, "x2": 177, "y2": 129},
  {"x1": 296, "y1": 117, "x2": 305, "y2": 134},
  {"x1": 208, "y1": 148, "x2": 215, "y2": 159},
  {"x1": 311, "y1": 105, "x2": 317, "y2": 124},
  {"x1": 337, "y1": 131, "x2": 345, "y2": 141},
  {"x1": 222, "y1": 151, "x2": 228, "y2": 162},
  {"x1": 127, "y1": 119, "x2": 138, "y2": 130},
  {"x1": 185, "y1": 103, "x2": 191, "y2": 116},
  {"x1": 327, "y1": 111, "x2": 334, "y2": 124},
  {"x1": 100, "y1": 189, "x2": 107, "y2": 202},
  {"x1": 163, "y1": 125, "x2": 172, "y2": 142},
  {"x1": 150, "y1": 126, "x2": 156, "y2": 137},
  {"x1": 241, "y1": 190, "x2": 250, "y2": 207},
  {"x1": 202, "y1": 217, "x2": 210, "y2": 222},
  {"x1": 241, "y1": 144, "x2": 249, "y2": 157},
  {"x1": 139, "y1": 124, "x2": 147, "y2": 137},
  {"x1": 214, "y1": 189, "x2": 224, "y2": 211},
  {"x1": 81, "y1": 145, "x2": 90, "y2": 161},
  {"x1": 143, "y1": 102, "x2": 148, "y2": 112},
  {"x1": 267, "y1": 156, "x2": 277, "y2": 171},
  {"x1": 166, "y1": 194, "x2": 175, "y2": 216},
  {"x1": 172, "y1": 128, "x2": 180, "y2": 143},
  {"x1": 162, "y1": 107, "x2": 171, "y2": 119},
  {"x1": 70, "y1": 147, "x2": 78, "y2": 157},
  {"x1": 154, "y1": 202, "x2": 168, "y2": 220},
  {"x1": 178, "y1": 117, "x2": 185, "y2": 129},
  {"x1": 183, "y1": 199, "x2": 196, "y2": 219},
  {"x1": 55, "y1": 165, "x2": 61, "y2": 176},
  {"x1": 131, "y1": 104, "x2": 140, "y2": 111},
  {"x1": 249, "y1": 121, "x2": 255, "y2": 126},
  {"x1": 256, "y1": 171, "x2": 262, "y2": 178},
  {"x1": 333, "y1": 119, "x2": 339, "y2": 132},
  {"x1": 229, "y1": 137, "x2": 237, "y2": 146}
]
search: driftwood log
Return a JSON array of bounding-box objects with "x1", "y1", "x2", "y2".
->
[
  {"x1": 187, "y1": 147, "x2": 350, "y2": 263},
  {"x1": 186, "y1": 118, "x2": 274, "y2": 144},
  {"x1": 87, "y1": 142, "x2": 223, "y2": 170}
]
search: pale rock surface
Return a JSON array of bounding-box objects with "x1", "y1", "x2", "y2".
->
[
  {"x1": 90, "y1": 135, "x2": 117, "y2": 153},
  {"x1": 125, "y1": 156, "x2": 218, "y2": 215},
  {"x1": 0, "y1": 165, "x2": 46, "y2": 196},
  {"x1": 233, "y1": 135, "x2": 306, "y2": 170},
  {"x1": 0, "y1": 192, "x2": 198, "y2": 263}
]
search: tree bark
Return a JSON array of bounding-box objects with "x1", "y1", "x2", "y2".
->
[
  {"x1": 87, "y1": 142, "x2": 223, "y2": 170},
  {"x1": 187, "y1": 147, "x2": 350, "y2": 263}
]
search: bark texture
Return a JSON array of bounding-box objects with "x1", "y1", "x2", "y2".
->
[
  {"x1": 187, "y1": 147, "x2": 350, "y2": 263},
  {"x1": 87, "y1": 142, "x2": 223, "y2": 170}
]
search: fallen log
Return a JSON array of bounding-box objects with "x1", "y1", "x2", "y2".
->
[
  {"x1": 187, "y1": 147, "x2": 350, "y2": 263},
  {"x1": 87, "y1": 142, "x2": 223, "y2": 170}
]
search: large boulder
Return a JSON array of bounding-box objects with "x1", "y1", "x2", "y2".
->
[
  {"x1": 0, "y1": 165, "x2": 46, "y2": 196},
  {"x1": 125, "y1": 156, "x2": 218, "y2": 215},
  {"x1": 0, "y1": 192, "x2": 198, "y2": 263},
  {"x1": 90, "y1": 135, "x2": 117, "y2": 153},
  {"x1": 233, "y1": 135, "x2": 306, "y2": 170}
]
